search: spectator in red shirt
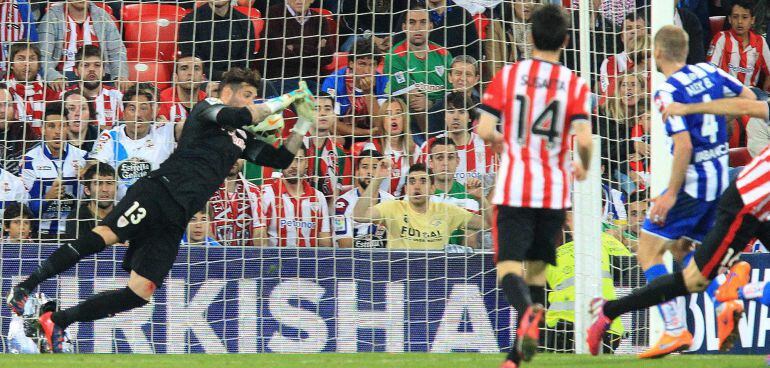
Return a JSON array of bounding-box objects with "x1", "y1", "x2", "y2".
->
[
  {"x1": 5, "y1": 43, "x2": 59, "y2": 134},
  {"x1": 708, "y1": 0, "x2": 770, "y2": 89},
  {"x1": 70, "y1": 45, "x2": 123, "y2": 129},
  {"x1": 599, "y1": 10, "x2": 647, "y2": 96},
  {"x1": 158, "y1": 53, "x2": 206, "y2": 124},
  {"x1": 261, "y1": 0, "x2": 336, "y2": 93},
  {"x1": 304, "y1": 92, "x2": 352, "y2": 200}
]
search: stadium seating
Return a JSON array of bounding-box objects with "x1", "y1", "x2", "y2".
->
[
  {"x1": 127, "y1": 59, "x2": 173, "y2": 90},
  {"x1": 709, "y1": 16, "x2": 726, "y2": 36},
  {"x1": 122, "y1": 3, "x2": 190, "y2": 62},
  {"x1": 729, "y1": 147, "x2": 753, "y2": 167}
]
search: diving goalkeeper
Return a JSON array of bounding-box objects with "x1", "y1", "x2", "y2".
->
[{"x1": 6, "y1": 68, "x2": 317, "y2": 352}]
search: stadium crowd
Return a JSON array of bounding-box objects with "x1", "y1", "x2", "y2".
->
[{"x1": 1, "y1": 0, "x2": 769, "y2": 355}]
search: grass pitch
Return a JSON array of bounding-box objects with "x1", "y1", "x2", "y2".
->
[{"x1": 1, "y1": 353, "x2": 765, "y2": 368}]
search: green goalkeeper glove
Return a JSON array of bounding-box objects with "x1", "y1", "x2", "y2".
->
[
  {"x1": 291, "y1": 81, "x2": 317, "y2": 136},
  {"x1": 243, "y1": 114, "x2": 284, "y2": 144},
  {"x1": 263, "y1": 86, "x2": 308, "y2": 114}
]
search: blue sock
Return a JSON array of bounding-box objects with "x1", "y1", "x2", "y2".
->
[
  {"x1": 682, "y1": 251, "x2": 695, "y2": 267},
  {"x1": 644, "y1": 264, "x2": 668, "y2": 282},
  {"x1": 761, "y1": 283, "x2": 770, "y2": 306}
]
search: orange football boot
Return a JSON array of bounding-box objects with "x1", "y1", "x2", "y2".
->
[
  {"x1": 717, "y1": 300, "x2": 744, "y2": 351},
  {"x1": 715, "y1": 261, "x2": 751, "y2": 303},
  {"x1": 637, "y1": 330, "x2": 693, "y2": 359}
]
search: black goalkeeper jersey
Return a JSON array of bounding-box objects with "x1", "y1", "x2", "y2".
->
[{"x1": 149, "y1": 98, "x2": 254, "y2": 217}]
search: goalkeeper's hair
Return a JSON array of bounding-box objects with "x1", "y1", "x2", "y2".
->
[
  {"x1": 9, "y1": 41, "x2": 40, "y2": 62},
  {"x1": 219, "y1": 68, "x2": 261, "y2": 93},
  {"x1": 530, "y1": 4, "x2": 569, "y2": 52},
  {"x1": 75, "y1": 45, "x2": 102, "y2": 67}
]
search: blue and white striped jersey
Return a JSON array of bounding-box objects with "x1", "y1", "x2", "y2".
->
[
  {"x1": 653, "y1": 63, "x2": 745, "y2": 201},
  {"x1": 0, "y1": 168, "x2": 28, "y2": 218},
  {"x1": 21, "y1": 142, "x2": 87, "y2": 235}
]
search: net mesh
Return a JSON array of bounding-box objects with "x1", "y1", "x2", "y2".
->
[{"x1": 0, "y1": 0, "x2": 657, "y2": 354}]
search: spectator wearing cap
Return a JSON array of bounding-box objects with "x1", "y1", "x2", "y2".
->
[
  {"x1": 178, "y1": 0, "x2": 256, "y2": 81},
  {"x1": 261, "y1": 0, "x2": 336, "y2": 93},
  {"x1": 321, "y1": 38, "x2": 388, "y2": 144}
]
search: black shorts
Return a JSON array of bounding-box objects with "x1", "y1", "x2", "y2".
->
[
  {"x1": 101, "y1": 177, "x2": 188, "y2": 287},
  {"x1": 492, "y1": 205, "x2": 566, "y2": 265},
  {"x1": 695, "y1": 182, "x2": 770, "y2": 280}
]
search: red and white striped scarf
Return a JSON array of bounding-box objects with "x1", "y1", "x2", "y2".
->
[
  {"x1": 59, "y1": 12, "x2": 98, "y2": 73},
  {"x1": 6, "y1": 75, "x2": 49, "y2": 131}
]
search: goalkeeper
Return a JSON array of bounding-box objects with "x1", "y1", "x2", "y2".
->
[{"x1": 6, "y1": 68, "x2": 318, "y2": 352}]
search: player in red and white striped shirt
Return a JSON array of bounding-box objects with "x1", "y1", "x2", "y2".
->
[
  {"x1": 157, "y1": 53, "x2": 206, "y2": 123},
  {"x1": 587, "y1": 95, "x2": 770, "y2": 353},
  {"x1": 417, "y1": 92, "x2": 496, "y2": 185},
  {"x1": 261, "y1": 149, "x2": 332, "y2": 247},
  {"x1": 476, "y1": 5, "x2": 593, "y2": 367},
  {"x1": 707, "y1": 0, "x2": 770, "y2": 89},
  {"x1": 68, "y1": 45, "x2": 122, "y2": 128},
  {"x1": 5, "y1": 42, "x2": 59, "y2": 134}
]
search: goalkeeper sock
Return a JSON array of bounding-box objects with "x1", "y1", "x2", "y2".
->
[
  {"x1": 51, "y1": 287, "x2": 148, "y2": 329},
  {"x1": 19, "y1": 231, "x2": 107, "y2": 291},
  {"x1": 604, "y1": 272, "x2": 688, "y2": 320}
]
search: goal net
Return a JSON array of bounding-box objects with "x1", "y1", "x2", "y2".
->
[{"x1": 0, "y1": 0, "x2": 660, "y2": 355}]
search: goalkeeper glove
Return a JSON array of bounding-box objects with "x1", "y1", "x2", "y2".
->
[
  {"x1": 263, "y1": 86, "x2": 308, "y2": 114},
  {"x1": 243, "y1": 114, "x2": 284, "y2": 144},
  {"x1": 291, "y1": 81, "x2": 317, "y2": 136}
]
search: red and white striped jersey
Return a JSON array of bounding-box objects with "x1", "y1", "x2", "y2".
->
[
  {"x1": 416, "y1": 132, "x2": 496, "y2": 184},
  {"x1": 59, "y1": 12, "x2": 99, "y2": 73},
  {"x1": 208, "y1": 174, "x2": 264, "y2": 246},
  {"x1": 736, "y1": 145, "x2": 770, "y2": 222},
  {"x1": 157, "y1": 87, "x2": 206, "y2": 123},
  {"x1": 707, "y1": 29, "x2": 770, "y2": 87},
  {"x1": 479, "y1": 59, "x2": 591, "y2": 209},
  {"x1": 64, "y1": 84, "x2": 123, "y2": 128},
  {"x1": 0, "y1": 0, "x2": 31, "y2": 76},
  {"x1": 261, "y1": 179, "x2": 330, "y2": 247},
  {"x1": 361, "y1": 140, "x2": 417, "y2": 198},
  {"x1": 599, "y1": 51, "x2": 634, "y2": 95},
  {"x1": 5, "y1": 75, "x2": 59, "y2": 132}
]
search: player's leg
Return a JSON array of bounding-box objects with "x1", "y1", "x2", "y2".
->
[
  {"x1": 493, "y1": 206, "x2": 537, "y2": 367},
  {"x1": 718, "y1": 222, "x2": 770, "y2": 307}
]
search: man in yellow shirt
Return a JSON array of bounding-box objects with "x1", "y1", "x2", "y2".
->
[{"x1": 353, "y1": 162, "x2": 486, "y2": 250}]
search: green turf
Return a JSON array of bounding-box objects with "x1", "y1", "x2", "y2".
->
[{"x1": 1, "y1": 353, "x2": 765, "y2": 368}]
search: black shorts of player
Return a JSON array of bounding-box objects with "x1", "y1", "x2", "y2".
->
[
  {"x1": 493, "y1": 205, "x2": 566, "y2": 265},
  {"x1": 695, "y1": 181, "x2": 770, "y2": 280},
  {"x1": 100, "y1": 177, "x2": 188, "y2": 288}
]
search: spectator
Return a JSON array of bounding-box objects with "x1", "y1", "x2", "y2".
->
[
  {"x1": 708, "y1": 0, "x2": 770, "y2": 89},
  {"x1": 427, "y1": 55, "x2": 480, "y2": 134},
  {"x1": 62, "y1": 89, "x2": 99, "y2": 152},
  {"x1": 65, "y1": 162, "x2": 115, "y2": 239},
  {"x1": 334, "y1": 149, "x2": 395, "y2": 248},
  {"x1": 261, "y1": 0, "x2": 335, "y2": 93},
  {"x1": 621, "y1": 190, "x2": 648, "y2": 251},
  {"x1": 544, "y1": 211, "x2": 629, "y2": 353},
  {"x1": 678, "y1": 0, "x2": 710, "y2": 52},
  {"x1": 69, "y1": 45, "x2": 123, "y2": 128},
  {"x1": 38, "y1": 0, "x2": 128, "y2": 91},
  {"x1": 594, "y1": 73, "x2": 645, "y2": 194},
  {"x1": 674, "y1": 1, "x2": 706, "y2": 64},
  {"x1": 425, "y1": 137, "x2": 486, "y2": 247},
  {"x1": 321, "y1": 38, "x2": 387, "y2": 142},
  {"x1": 385, "y1": 2, "x2": 453, "y2": 136},
  {"x1": 0, "y1": 0, "x2": 37, "y2": 77},
  {"x1": 572, "y1": 0, "x2": 636, "y2": 27},
  {"x1": 208, "y1": 159, "x2": 267, "y2": 246},
  {"x1": 261, "y1": 149, "x2": 332, "y2": 247},
  {"x1": 5, "y1": 43, "x2": 59, "y2": 133},
  {"x1": 179, "y1": 0, "x2": 256, "y2": 82},
  {"x1": 564, "y1": 0, "x2": 622, "y2": 71},
  {"x1": 21, "y1": 102, "x2": 88, "y2": 238},
  {"x1": 421, "y1": 92, "x2": 494, "y2": 185},
  {"x1": 90, "y1": 86, "x2": 176, "y2": 200},
  {"x1": 158, "y1": 53, "x2": 207, "y2": 124},
  {"x1": 181, "y1": 209, "x2": 222, "y2": 246},
  {"x1": 629, "y1": 108, "x2": 650, "y2": 186},
  {"x1": 364, "y1": 98, "x2": 418, "y2": 197},
  {"x1": 304, "y1": 93, "x2": 352, "y2": 199},
  {"x1": 339, "y1": 0, "x2": 407, "y2": 52},
  {"x1": 747, "y1": 114, "x2": 770, "y2": 157},
  {"x1": 422, "y1": 0, "x2": 481, "y2": 60},
  {"x1": 599, "y1": 11, "x2": 648, "y2": 96},
  {"x1": 510, "y1": 0, "x2": 540, "y2": 61},
  {"x1": 352, "y1": 162, "x2": 485, "y2": 250},
  {"x1": 0, "y1": 167, "x2": 28, "y2": 216},
  {"x1": 0, "y1": 83, "x2": 38, "y2": 173},
  {"x1": 2, "y1": 202, "x2": 33, "y2": 241}
]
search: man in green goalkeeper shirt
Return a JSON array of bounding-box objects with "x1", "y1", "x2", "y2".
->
[
  {"x1": 426, "y1": 136, "x2": 488, "y2": 247},
  {"x1": 384, "y1": 3, "x2": 453, "y2": 126}
]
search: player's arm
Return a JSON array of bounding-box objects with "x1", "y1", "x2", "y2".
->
[
  {"x1": 352, "y1": 160, "x2": 390, "y2": 225},
  {"x1": 664, "y1": 97, "x2": 769, "y2": 121}
]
